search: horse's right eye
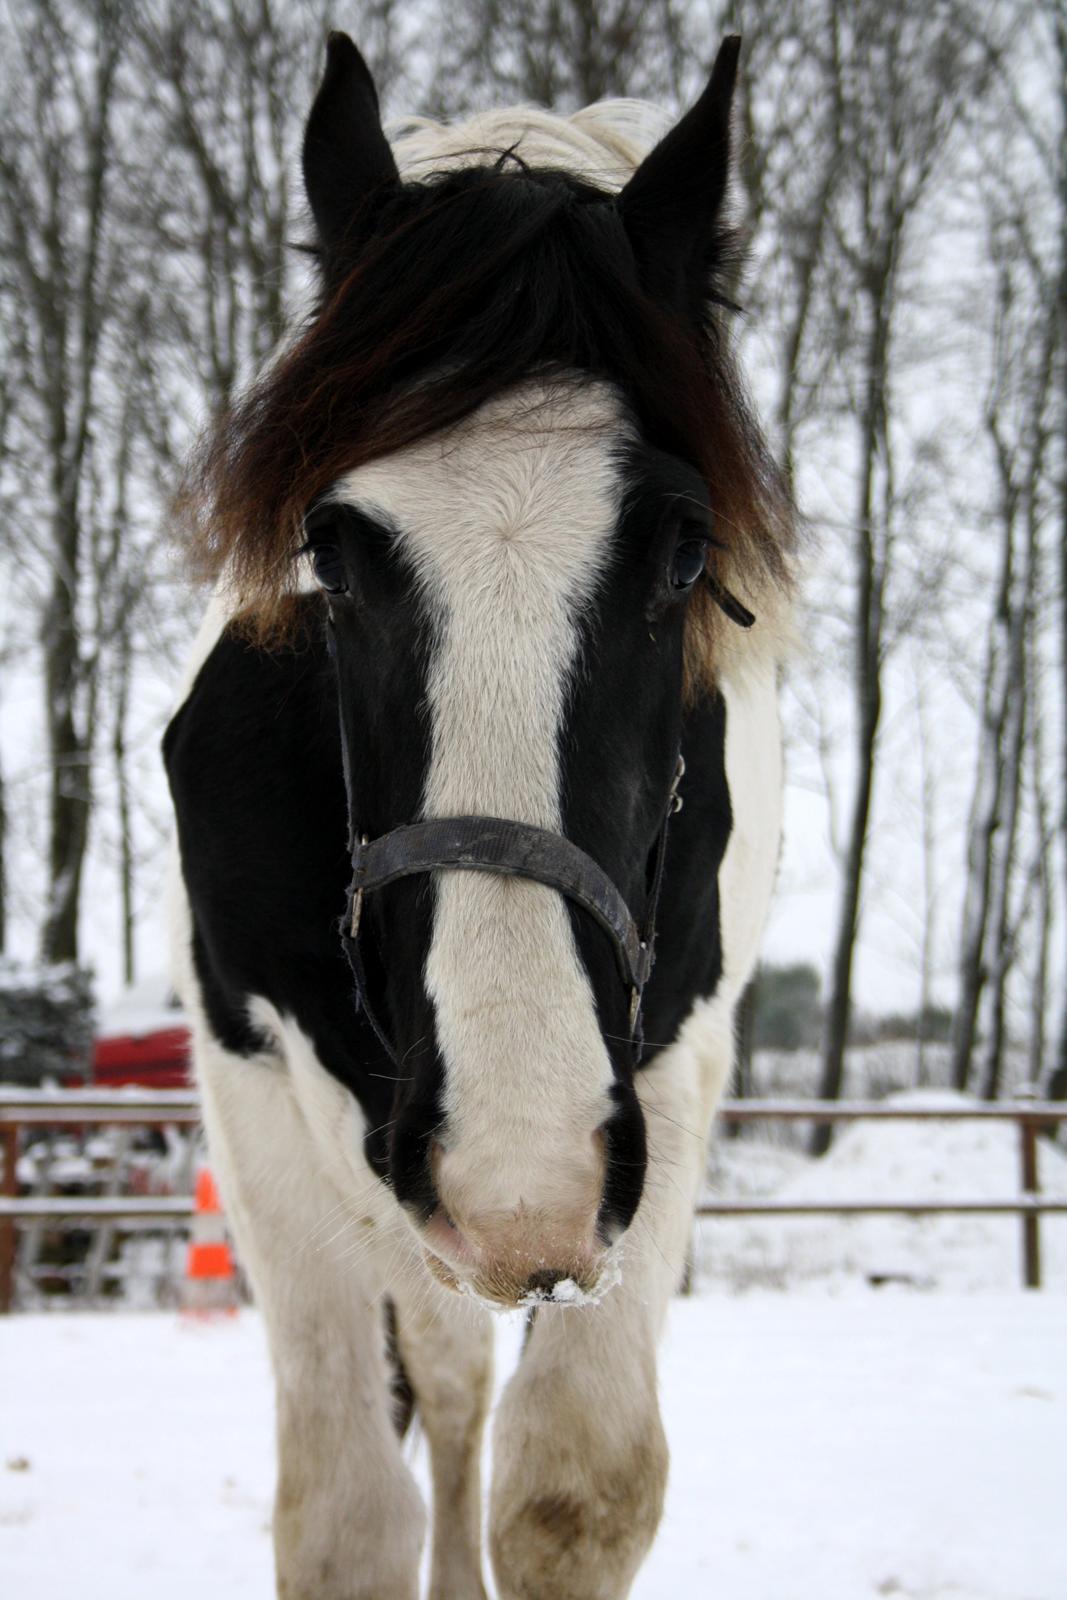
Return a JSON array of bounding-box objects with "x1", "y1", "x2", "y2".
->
[{"x1": 309, "y1": 543, "x2": 348, "y2": 595}]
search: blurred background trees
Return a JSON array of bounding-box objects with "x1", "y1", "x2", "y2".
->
[{"x1": 0, "y1": 0, "x2": 1062, "y2": 1102}]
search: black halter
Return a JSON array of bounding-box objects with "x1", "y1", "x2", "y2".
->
[{"x1": 340, "y1": 754, "x2": 685, "y2": 1067}]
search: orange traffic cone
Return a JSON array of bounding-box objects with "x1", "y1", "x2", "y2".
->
[{"x1": 182, "y1": 1165, "x2": 238, "y2": 1315}]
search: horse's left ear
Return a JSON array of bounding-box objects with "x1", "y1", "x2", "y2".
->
[
  {"x1": 618, "y1": 36, "x2": 741, "y2": 313},
  {"x1": 302, "y1": 32, "x2": 399, "y2": 269}
]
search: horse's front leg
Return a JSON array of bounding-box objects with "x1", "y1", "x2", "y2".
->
[
  {"x1": 489, "y1": 1001, "x2": 734, "y2": 1600},
  {"x1": 391, "y1": 1271, "x2": 494, "y2": 1599},
  {"x1": 192, "y1": 1023, "x2": 427, "y2": 1600}
]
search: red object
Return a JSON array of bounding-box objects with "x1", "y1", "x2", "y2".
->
[
  {"x1": 187, "y1": 1241, "x2": 233, "y2": 1279},
  {"x1": 194, "y1": 1168, "x2": 223, "y2": 1214},
  {"x1": 91, "y1": 1025, "x2": 191, "y2": 1089},
  {"x1": 184, "y1": 1165, "x2": 237, "y2": 1311}
]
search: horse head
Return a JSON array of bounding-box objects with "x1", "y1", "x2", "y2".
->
[{"x1": 183, "y1": 33, "x2": 791, "y2": 1309}]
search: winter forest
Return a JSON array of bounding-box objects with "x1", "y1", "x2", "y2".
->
[{"x1": 0, "y1": 0, "x2": 1064, "y2": 1105}]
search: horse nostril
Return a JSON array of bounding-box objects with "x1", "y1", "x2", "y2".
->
[{"x1": 525, "y1": 1268, "x2": 566, "y2": 1297}]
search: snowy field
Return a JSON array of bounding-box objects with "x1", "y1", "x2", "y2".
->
[
  {"x1": 2, "y1": 1291, "x2": 1065, "y2": 1600},
  {"x1": 4, "y1": 1096, "x2": 1066, "y2": 1595}
]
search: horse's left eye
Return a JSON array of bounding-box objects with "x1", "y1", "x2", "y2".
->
[
  {"x1": 670, "y1": 539, "x2": 708, "y2": 591},
  {"x1": 309, "y1": 544, "x2": 347, "y2": 595}
]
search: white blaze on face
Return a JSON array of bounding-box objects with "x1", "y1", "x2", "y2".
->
[{"x1": 339, "y1": 382, "x2": 627, "y2": 1229}]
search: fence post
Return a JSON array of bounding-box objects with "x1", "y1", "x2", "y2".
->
[
  {"x1": 0, "y1": 1123, "x2": 17, "y2": 1314},
  {"x1": 1019, "y1": 1112, "x2": 1041, "y2": 1289}
]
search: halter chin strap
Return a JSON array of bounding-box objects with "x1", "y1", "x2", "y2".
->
[{"x1": 340, "y1": 753, "x2": 685, "y2": 1067}]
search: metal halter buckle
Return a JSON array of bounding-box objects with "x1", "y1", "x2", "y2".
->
[
  {"x1": 350, "y1": 835, "x2": 369, "y2": 938},
  {"x1": 669, "y1": 753, "x2": 686, "y2": 814}
]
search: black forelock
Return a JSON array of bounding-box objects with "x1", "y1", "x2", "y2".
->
[{"x1": 315, "y1": 160, "x2": 651, "y2": 386}]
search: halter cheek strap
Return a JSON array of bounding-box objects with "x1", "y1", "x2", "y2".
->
[{"x1": 340, "y1": 753, "x2": 685, "y2": 1067}]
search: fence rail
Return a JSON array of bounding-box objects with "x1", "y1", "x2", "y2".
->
[
  {"x1": 714, "y1": 1099, "x2": 1066, "y2": 1123},
  {"x1": 0, "y1": 1196, "x2": 195, "y2": 1222},
  {"x1": 0, "y1": 1090, "x2": 200, "y2": 1127},
  {"x1": 695, "y1": 1196, "x2": 1067, "y2": 1215},
  {"x1": 0, "y1": 1089, "x2": 203, "y2": 1311},
  {"x1": 1, "y1": 1090, "x2": 1064, "y2": 1307}
]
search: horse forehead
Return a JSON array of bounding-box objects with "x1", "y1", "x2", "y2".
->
[{"x1": 335, "y1": 381, "x2": 631, "y2": 565}]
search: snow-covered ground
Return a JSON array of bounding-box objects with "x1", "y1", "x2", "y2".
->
[
  {"x1": 1, "y1": 1292, "x2": 1065, "y2": 1600},
  {"x1": 4, "y1": 1094, "x2": 1065, "y2": 1595}
]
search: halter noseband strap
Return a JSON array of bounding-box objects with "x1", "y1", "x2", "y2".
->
[{"x1": 341, "y1": 754, "x2": 684, "y2": 1067}]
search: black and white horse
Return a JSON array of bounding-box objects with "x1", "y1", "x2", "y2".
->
[{"x1": 165, "y1": 32, "x2": 794, "y2": 1600}]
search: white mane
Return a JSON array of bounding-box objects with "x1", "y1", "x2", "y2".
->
[{"x1": 389, "y1": 99, "x2": 673, "y2": 190}]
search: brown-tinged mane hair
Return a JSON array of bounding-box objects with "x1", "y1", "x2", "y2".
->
[{"x1": 177, "y1": 159, "x2": 794, "y2": 688}]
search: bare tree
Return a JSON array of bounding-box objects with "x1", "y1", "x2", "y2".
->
[
  {"x1": 723, "y1": 0, "x2": 850, "y2": 487},
  {"x1": 0, "y1": 0, "x2": 134, "y2": 964},
  {"x1": 1046, "y1": 2, "x2": 1067, "y2": 1098},
  {"x1": 951, "y1": 3, "x2": 1063, "y2": 1096},
  {"x1": 1025, "y1": 649, "x2": 1055, "y2": 1089},
  {"x1": 913, "y1": 666, "x2": 940, "y2": 1087},
  {"x1": 0, "y1": 724, "x2": 7, "y2": 955},
  {"x1": 432, "y1": 0, "x2": 694, "y2": 114},
  {"x1": 0, "y1": 2, "x2": 407, "y2": 975},
  {"x1": 133, "y1": 1, "x2": 408, "y2": 416},
  {"x1": 811, "y1": 0, "x2": 990, "y2": 1142}
]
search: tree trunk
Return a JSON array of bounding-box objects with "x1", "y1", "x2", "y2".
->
[
  {"x1": 815, "y1": 685, "x2": 880, "y2": 1151},
  {"x1": 950, "y1": 698, "x2": 1000, "y2": 1091},
  {"x1": 733, "y1": 979, "x2": 756, "y2": 1111},
  {"x1": 976, "y1": 632, "x2": 1026, "y2": 1100},
  {"x1": 16, "y1": 6, "x2": 120, "y2": 967},
  {"x1": 113, "y1": 627, "x2": 135, "y2": 987},
  {"x1": 1056, "y1": 391, "x2": 1067, "y2": 1092},
  {"x1": 950, "y1": 329, "x2": 1019, "y2": 1092},
  {"x1": 0, "y1": 730, "x2": 6, "y2": 956},
  {"x1": 977, "y1": 460, "x2": 1040, "y2": 1101},
  {"x1": 40, "y1": 497, "x2": 91, "y2": 967},
  {"x1": 1027, "y1": 709, "x2": 1052, "y2": 1089},
  {"x1": 815, "y1": 277, "x2": 891, "y2": 1154},
  {"x1": 914, "y1": 671, "x2": 937, "y2": 1089},
  {"x1": 1057, "y1": 91, "x2": 1067, "y2": 1095}
]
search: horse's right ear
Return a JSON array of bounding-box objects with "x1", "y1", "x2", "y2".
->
[{"x1": 302, "y1": 33, "x2": 399, "y2": 267}]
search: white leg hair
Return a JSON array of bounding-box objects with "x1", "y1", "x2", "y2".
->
[
  {"x1": 488, "y1": 999, "x2": 733, "y2": 1600},
  {"x1": 195, "y1": 1024, "x2": 427, "y2": 1600},
  {"x1": 170, "y1": 878, "x2": 429, "y2": 1600},
  {"x1": 389, "y1": 1273, "x2": 494, "y2": 1600}
]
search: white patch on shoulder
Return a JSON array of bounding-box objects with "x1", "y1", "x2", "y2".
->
[{"x1": 335, "y1": 381, "x2": 629, "y2": 1218}]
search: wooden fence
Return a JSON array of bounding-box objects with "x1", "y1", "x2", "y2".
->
[
  {"x1": 0, "y1": 1091, "x2": 200, "y2": 1311},
  {"x1": 1, "y1": 1090, "x2": 1064, "y2": 1309},
  {"x1": 703, "y1": 1099, "x2": 1067, "y2": 1289}
]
